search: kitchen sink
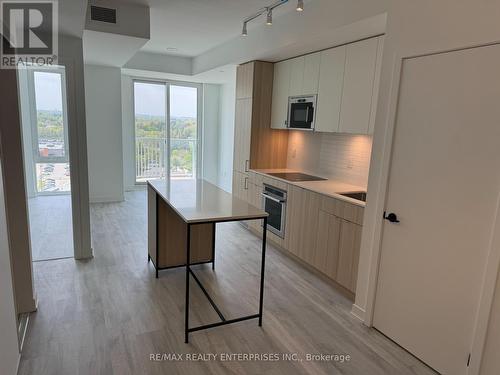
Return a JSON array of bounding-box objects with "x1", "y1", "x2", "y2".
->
[{"x1": 340, "y1": 191, "x2": 367, "y2": 202}]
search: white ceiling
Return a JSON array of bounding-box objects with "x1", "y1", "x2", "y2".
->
[
  {"x1": 78, "y1": 0, "x2": 388, "y2": 77},
  {"x1": 131, "y1": 0, "x2": 302, "y2": 57}
]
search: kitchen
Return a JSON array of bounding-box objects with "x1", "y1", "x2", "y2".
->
[
  {"x1": 232, "y1": 35, "x2": 383, "y2": 299},
  {"x1": 3, "y1": 1, "x2": 500, "y2": 375}
]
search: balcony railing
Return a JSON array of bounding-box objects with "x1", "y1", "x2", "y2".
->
[{"x1": 135, "y1": 137, "x2": 197, "y2": 182}]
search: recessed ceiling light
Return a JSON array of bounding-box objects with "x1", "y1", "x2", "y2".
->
[{"x1": 166, "y1": 47, "x2": 178, "y2": 52}]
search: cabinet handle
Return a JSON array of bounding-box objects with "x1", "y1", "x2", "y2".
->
[
  {"x1": 245, "y1": 160, "x2": 250, "y2": 172},
  {"x1": 244, "y1": 177, "x2": 248, "y2": 190}
]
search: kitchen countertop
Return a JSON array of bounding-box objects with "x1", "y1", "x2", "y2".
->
[
  {"x1": 148, "y1": 178, "x2": 268, "y2": 223},
  {"x1": 250, "y1": 169, "x2": 367, "y2": 207}
]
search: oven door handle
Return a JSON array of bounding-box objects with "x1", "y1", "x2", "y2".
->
[{"x1": 262, "y1": 193, "x2": 285, "y2": 203}]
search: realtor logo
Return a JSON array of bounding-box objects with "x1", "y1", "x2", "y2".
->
[{"x1": 1, "y1": 0, "x2": 58, "y2": 68}]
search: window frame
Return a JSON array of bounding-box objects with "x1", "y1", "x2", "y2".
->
[
  {"x1": 27, "y1": 66, "x2": 71, "y2": 195},
  {"x1": 132, "y1": 77, "x2": 203, "y2": 185}
]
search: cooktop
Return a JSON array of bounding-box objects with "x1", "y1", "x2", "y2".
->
[{"x1": 266, "y1": 172, "x2": 327, "y2": 182}]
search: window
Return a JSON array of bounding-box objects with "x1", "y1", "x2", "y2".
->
[
  {"x1": 31, "y1": 69, "x2": 71, "y2": 193},
  {"x1": 134, "y1": 80, "x2": 200, "y2": 183}
]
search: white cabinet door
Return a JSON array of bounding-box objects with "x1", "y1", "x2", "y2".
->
[
  {"x1": 315, "y1": 46, "x2": 346, "y2": 133},
  {"x1": 339, "y1": 37, "x2": 379, "y2": 134},
  {"x1": 302, "y1": 52, "x2": 321, "y2": 95},
  {"x1": 271, "y1": 60, "x2": 291, "y2": 129},
  {"x1": 289, "y1": 56, "x2": 305, "y2": 96}
]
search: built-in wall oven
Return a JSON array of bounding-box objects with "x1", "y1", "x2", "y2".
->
[
  {"x1": 262, "y1": 184, "x2": 287, "y2": 238},
  {"x1": 287, "y1": 95, "x2": 317, "y2": 130}
]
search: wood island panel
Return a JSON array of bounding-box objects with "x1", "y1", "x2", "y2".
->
[{"x1": 156, "y1": 198, "x2": 214, "y2": 268}]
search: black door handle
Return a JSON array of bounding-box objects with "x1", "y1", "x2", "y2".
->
[{"x1": 383, "y1": 211, "x2": 400, "y2": 223}]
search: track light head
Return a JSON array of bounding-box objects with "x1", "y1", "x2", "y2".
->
[
  {"x1": 296, "y1": 0, "x2": 304, "y2": 12},
  {"x1": 242, "y1": 22, "x2": 248, "y2": 36},
  {"x1": 266, "y1": 8, "x2": 272, "y2": 25}
]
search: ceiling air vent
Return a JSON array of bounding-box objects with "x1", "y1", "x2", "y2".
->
[{"x1": 90, "y1": 5, "x2": 117, "y2": 24}]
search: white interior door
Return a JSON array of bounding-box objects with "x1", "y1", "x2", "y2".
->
[{"x1": 374, "y1": 44, "x2": 500, "y2": 374}]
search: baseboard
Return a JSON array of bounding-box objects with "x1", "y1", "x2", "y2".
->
[{"x1": 351, "y1": 303, "x2": 366, "y2": 322}]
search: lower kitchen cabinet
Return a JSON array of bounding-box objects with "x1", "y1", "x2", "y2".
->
[
  {"x1": 284, "y1": 185, "x2": 321, "y2": 264},
  {"x1": 240, "y1": 172, "x2": 364, "y2": 295},
  {"x1": 336, "y1": 219, "x2": 362, "y2": 292},
  {"x1": 247, "y1": 181, "x2": 262, "y2": 233},
  {"x1": 232, "y1": 171, "x2": 248, "y2": 202},
  {"x1": 314, "y1": 210, "x2": 362, "y2": 293},
  {"x1": 314, "y1": 210, "x2": 342, "y2": 279}
]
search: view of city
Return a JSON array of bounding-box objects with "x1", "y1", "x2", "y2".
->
[
  {"x1": 35, "y1": 109, "x2": 71, "y2": 193},
  {"x1": 135, "y1": 114, "x2": 197, "y2": 181},
  {"x1": 134, "y1": 82, "x2": 199, "y2": 182}
]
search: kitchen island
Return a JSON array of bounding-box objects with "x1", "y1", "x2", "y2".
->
[{"x1": 147, "y1": 178, "x2": 268, "y2": 343}]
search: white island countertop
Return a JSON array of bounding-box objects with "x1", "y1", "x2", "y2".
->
[
  {"x1": 250, "y1": 169, "x2": 367, "y2": 207},
  {"x1": 148, "y1": 178, "x2": 268, "y2": 223}
]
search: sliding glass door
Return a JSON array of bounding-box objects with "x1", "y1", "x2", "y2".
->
[
  {"x1": 134, "y1": 81, "x2": 167, "y2": 181},
  {"x1": 134, "y1": 80, "x2": 200, "y2": 182}
]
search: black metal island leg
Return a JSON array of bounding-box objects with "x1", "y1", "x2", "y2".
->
[
  {"x1": 182, "y1": 217, "x2": 267, "y2": 344},
  {"x1": 185, "y1": 223, "x2": 191, "y2": 343},
  {"x1": 259, "y1": 217, "x2": 267, "y2": 326}
]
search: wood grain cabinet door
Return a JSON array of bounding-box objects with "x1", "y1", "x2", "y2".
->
[
  {"x1": 284, "y1": 186, "x2": 321, "y2": 263},
  {"x1": 271, "y1": 60, "x2": 292, "y2": 129},
  {"x1": 336, "y1": 219, "x2": 362, "y2": 292},
  {"x1": 314, "y1": 210, "x2": 342, "y2": 279},
  {"x1": 233, "y1": 98, "x2": 252, "y2": 173},
  {"x1": 236, "y1": 63, "x2": 254, "y2": 99}
]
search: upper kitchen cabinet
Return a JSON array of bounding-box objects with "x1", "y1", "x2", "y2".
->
[
  {"x1": 271, "y1": 36, "x2": 384, "y2": 135},
  {"x1": 236, "y1": 62, "x2": 254, "y2": 99},
  {"x1": 270, "y1": 53, "x2": 321, "y2": 129},
  {"x1": 302, "y1": 53, "x2": 321, "y2": 95},
  {"x1": 270, "y1": 60, "x2": 291, "y2": 129},
  {"x1": 232, "y1": 61, "x2": 288, "y2": 184},
  {"x1": 289, "y1": 56, "x2": 305, "y2": 96},
  {"x1": 315, "y1": 46, "x2": 346, "y2": 133},
  {"x1": 339, "y1": 36, "x2": 383, "y2": 134}
]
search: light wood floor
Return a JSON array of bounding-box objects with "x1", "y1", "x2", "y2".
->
[
  {"x1": 18, "y1": 190, "x2": 436, "y2": 375},
  {"x1": 28, "y1": 195, "x2": 74, "y2": 261}
]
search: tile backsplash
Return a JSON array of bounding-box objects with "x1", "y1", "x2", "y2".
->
[{"x1": 286, "y1": 131, "x2": 372, "y2": 187}]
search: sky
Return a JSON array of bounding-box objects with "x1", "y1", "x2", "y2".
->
[
  {"x1": 34, "y1": 71, "x2": 63, "y2": 111},
  {"x1": 32, "y1": 75, "x2": 197, "y2": 118},
  {"x1": 134, "y1": 82, "x2": 197, "y2": 118}
]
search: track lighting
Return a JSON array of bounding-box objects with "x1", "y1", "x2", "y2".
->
[
  {"x1": 266, "y1": 8, "x2": 273, "y2": 25},
  {"x1": 241, "y1": 0, "x2": 304, "y2": 36}
]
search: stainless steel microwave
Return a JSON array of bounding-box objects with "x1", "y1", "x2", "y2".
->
[{"x1": 287, "y1": 95, "x2": 317, "y2": 130}]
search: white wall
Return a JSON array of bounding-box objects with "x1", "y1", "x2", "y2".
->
[
  {"x1": 352, "y1": 1, "x2": 500, "y2": 373},
  {"x1": 217, "y1": 76, "x2": 236, "y2": 192},
  {"x1": 59, "y1": 35, "x2": 93, "y2": 259},
  {"x1": 0, "y1": 156, "x2": 21, "y2": 375},
  {"x1": 84, "y1": 64, "x2": 124, "y2": 203},
  {"x1": 202, "y1": 84, "x2": 220, "y2": 185},
  {"x1": 121, "y1": 74, "x2": 136, "y2": 191}
]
